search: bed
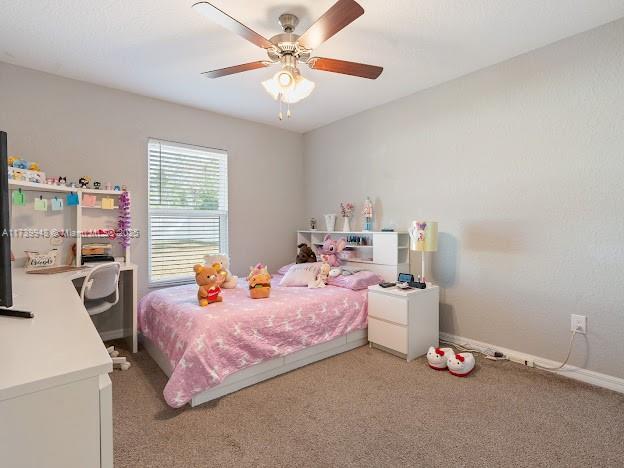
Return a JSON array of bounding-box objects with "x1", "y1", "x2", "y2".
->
[{"x1": 138, "y1": 275, "x2": 368, "y2": 408}]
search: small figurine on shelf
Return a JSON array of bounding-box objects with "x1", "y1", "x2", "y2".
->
[
  {"x1": 68, "y1": 182, "x2": 77, "y2": 189},
  {"x1": 121, "y1": 185, "x2": 127, "y2": 192},
  {"x1": 29, "y1": 162, "x2": 41, "y2": 172},
  {"x1": 93, "y1": 181, "x2": 101, "y2": 190},
  {"x1": 113, "y1": 185, "x2": 121, "y2": 192},
  {"x1": 310, "y1": 218, "x2": 317, "y2": 230},
  {"x1": 58, "y1": 176, "x2": 67, "y2": 186},
  {"x1": 104, "y1": 182, "x2": 112, "y2": 191},
  {"x1": 46, "y1": 177, "x2": 57, "y2": 185},
  {"x1": 13, "y1": 159, "x2": 28, "y2": 170},
  {"x1": 78, "y1": 176, "x2": 91, "y2": 188},
  {"x1": 7, "y1": 156, "x2": 17, "y2": 167}
]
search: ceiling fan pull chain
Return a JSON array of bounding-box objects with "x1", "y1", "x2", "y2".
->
[
  {"x1": 287, "y1": 102, "x2": 291, "y2": 119},
  {"x1": 278, "y1": 94, "x2": 283, "y2": 120}
]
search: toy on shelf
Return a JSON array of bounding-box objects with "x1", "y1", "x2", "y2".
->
[
  {"x1": 194, "y1": 264, "x2": 222, "y2": 306},
  {"x1": 93, "y1": 181, "x2": 101, "y2": 190},
  {"x1": 104, "y1": 182, "x2": 112, "y2": 191},
  {"x1": 121, "y1": 185, "x2": 127, "y2": 191},
  {"x1": 308, "y1": 262, "x2": 331, "y2": 288},
  {"x1": 7, "y1": 156, "x2": 16, "y2": 166},
  {"x1": 13, "y1": 159, "x2": 28, "y2": 170},
  {"x1": 113, "y1": 185, "x2": 121, "y2": 191},
  {"x1": 204, "y1": 253, "x2": 238, "y2": 289},
  {"x1": 247, "y1": 263, "x2": 271, "y2": 299},
  {"x1": 78, "y1": 176, "x2": 91, "y2": 188},
  {"x1": 58, "y1": 176, "x2": 67, "y2": 186},
  {"x1": 29, "y1": 162, "x2": 40, "y2": 171},
  {"x1": 46, "y1": 177, "x2": 57, "y2": 185},
  {"x1": 319, "y1": 234, "x2": 346, "y2": 267},
  {"x1": 296, "y1": 243, "x2": 317, "y2": 264}
]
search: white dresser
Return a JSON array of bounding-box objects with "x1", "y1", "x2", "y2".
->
[
  {"x1": 0, "y1": 268, "x2": 113, "y2": 468},
  {"x1": 367, "y1": 284, "x2": 439, "y2": 361}
]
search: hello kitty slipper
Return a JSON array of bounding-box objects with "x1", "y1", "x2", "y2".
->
[
  {"x1": 426, "y1": 346, "x2": 455, "y2": 370},
  {"x1": 447, "y1": 352, "x2": 476, "y2": 377}
]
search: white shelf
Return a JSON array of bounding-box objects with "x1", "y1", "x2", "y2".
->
[
  {"x1": 9, "y1": 180, "x2": 74, "y2": 193},
  {"x1": 313, "y1": 242, "x2": 373, "y2": 249},
  {"x1": 82, "y1": 205, "x2": 119, "y2": 210},
  {"x1": 299, "y1": 229, "x2": 407, "y2": 235},
  {"x1": 9, "y1": 179, "x2": 125, "y2": 196}
]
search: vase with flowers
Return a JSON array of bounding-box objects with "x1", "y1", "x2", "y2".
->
[{"x1": 340, "y1": 202, "x2": 354, "y2": 232}]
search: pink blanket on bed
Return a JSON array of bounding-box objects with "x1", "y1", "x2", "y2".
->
[{"x1": 138, "y1": 276, "x2": 368, "y2": 407}]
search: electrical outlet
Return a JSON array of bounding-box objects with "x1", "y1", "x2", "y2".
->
[{"x1": 571, "y1": 314, "x2": 587, "y2": 334}]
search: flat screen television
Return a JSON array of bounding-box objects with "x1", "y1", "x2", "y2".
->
[
  {"x1": 0, "y1": 131, "x2": 13, "y2": 307},
  {"x1": 0, "y1": 130, "x2": 12, "y2": 309}
]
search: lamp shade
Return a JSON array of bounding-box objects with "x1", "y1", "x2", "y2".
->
[{"x1": 409, "y1": 221, "x2": 438, "y2": 252}]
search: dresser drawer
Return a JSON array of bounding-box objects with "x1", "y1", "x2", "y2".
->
[
  {"x1": 368, "y1": 317, "x2": 407, "y2": 354},
  {"x1": 368, "y1": 292, "x2": 408, "y2": 325}
]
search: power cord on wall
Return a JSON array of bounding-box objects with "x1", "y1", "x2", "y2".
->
[
  {"x1": 442, "y1": 330, "x2": 579, "y2": 370},
  {"x1": 533, "y1": 330, "x2": 577, "y2": 370}
]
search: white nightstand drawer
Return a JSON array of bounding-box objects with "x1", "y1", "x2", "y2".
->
[
  {"x1": 368, "y1": 292, "x2": 408, "y2": 325},
  {"x1": 368, "y1": 318, "x2": 407, "y2": 354}
]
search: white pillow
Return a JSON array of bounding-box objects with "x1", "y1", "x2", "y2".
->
[{"x1": 279, "y1": 262, "x2": 321, "y2": 287}]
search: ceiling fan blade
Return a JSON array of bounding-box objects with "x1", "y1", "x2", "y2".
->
[
  {"x1": 192, "y1": 2, "x2": 274, "y2": 49},
  {"x1": 202, "y1": 61, "x2": 272, "y2": 79},
  {"x1": 297, "y1": 0, "x2": 364, "y2": 50},
  {"x1": 308, "y1": 57, "x2": 383, "y2": 79}
]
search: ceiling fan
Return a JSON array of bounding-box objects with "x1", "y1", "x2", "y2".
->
[{"x1": 192, "y1": 0, "x2": 383, "y2": 119}]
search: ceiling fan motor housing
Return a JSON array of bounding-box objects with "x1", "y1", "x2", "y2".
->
[{"x1": 278, "y1": 13, "x2": 299, "y2": 33}]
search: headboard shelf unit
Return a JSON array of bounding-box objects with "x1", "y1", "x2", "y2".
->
[
  {"x1": 8, "y1": 179, "x2": 131, "y2": 266},
  {"x1": 297, "y1": 230, "x2": 410, "y2": 282}
]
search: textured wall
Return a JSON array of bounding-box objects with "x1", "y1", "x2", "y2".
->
[
  {"x1": 0, "y1": 62, "x2": 304, "y2": 298},
  {"x1": 303, "y1": 19, "x2": 624, "y2": 378}
]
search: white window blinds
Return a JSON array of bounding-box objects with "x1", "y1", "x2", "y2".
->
[{"x1": 148, "y1": 139, "x2": 228, "y2": 286}]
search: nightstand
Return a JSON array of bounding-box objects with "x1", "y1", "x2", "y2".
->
[{"x1": 367, "y1": 284, "x2": 439, "y2": 361}]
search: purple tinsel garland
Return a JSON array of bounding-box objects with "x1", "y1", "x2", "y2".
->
[{"x1": 117, "y1": 191, "x2": 132, "y2": 248}]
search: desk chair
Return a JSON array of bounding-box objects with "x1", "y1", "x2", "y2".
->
[{"x1": 80, "y1": 262, "x2": 131, "y2": 370}]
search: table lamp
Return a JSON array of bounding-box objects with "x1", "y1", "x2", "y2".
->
[{"x1": 408, "y1": 221, "x2": 438, "y2": 281}]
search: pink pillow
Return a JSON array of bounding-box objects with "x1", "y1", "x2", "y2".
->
[
  {"x1": 327, "y1": 271, "x2": 383, "y2": 290},
  {"x1": 277, "y1": 263, "x2": 295, "y2": 275}
]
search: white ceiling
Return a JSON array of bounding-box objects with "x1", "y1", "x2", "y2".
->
[{"x1": 1, "y1": 1, "x2": 623, "y2": 132}]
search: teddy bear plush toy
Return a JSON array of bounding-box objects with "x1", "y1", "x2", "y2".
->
[
  {"x1": 308, "y1": 262, "x2": 331, "y2": 288},
  {"x1": 247, "y1": 263, "x2": 271, "y2": 299},
  {"x1": 204, "y1": 253, "x2": 238, "y2": 288},
  {"x1": 193, "y1": 264, "x2": 223, "y2": 306},
  {"x1": 296, "y1": 243, "x2": 317, "y2": 264},
  {"x1": 319, "y1": 234, "x2": 347, "y2": 267}
]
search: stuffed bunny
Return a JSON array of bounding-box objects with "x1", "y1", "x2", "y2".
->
[{"x1": 320, "y1": 234, "x2": 346, "y2": 267}]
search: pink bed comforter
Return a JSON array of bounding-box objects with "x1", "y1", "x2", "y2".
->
[{"x1": 138, "y1": 276, "x2": 368, "y2": 407}]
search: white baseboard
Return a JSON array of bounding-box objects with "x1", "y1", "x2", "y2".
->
[
  {"x1": 99, "y1": 329, "x2": 127, "y2": 342},
  {"x1": 440, "y1": 332, "x2": 624, "y2": 394}
]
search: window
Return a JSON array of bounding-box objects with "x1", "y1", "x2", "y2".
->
[{"x1": 148, "y1": 139, "x2": 228, "y2": 286}]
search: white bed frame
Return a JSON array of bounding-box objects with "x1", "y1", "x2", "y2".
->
[
  {"x1": 140, "y1": 230, "x2": 411, "y2": 407},
  {"x1": 140, "y1": 328, "x2": 368, "y2": 407}
]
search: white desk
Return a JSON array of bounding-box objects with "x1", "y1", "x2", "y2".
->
[{"x1": 0, "y1": 264, "x2": 136, "y2": 468}]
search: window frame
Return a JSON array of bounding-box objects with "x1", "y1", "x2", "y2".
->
[{"x1": 147, "y1": 138, "x2": 229, "y2": 288}]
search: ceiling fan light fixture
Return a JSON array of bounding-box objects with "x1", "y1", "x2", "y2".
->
[{"x1": 262, "y1": 66, "x2": 315, "y2": 104}]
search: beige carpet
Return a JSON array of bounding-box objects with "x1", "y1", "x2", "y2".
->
[{"x1": 109, "y1": 342, "x2": 624, "y2": 467}]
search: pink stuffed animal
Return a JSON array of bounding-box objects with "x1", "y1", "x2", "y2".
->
[{"x1": 320, "y1": 234, "x2": 346, "y2": 267}]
